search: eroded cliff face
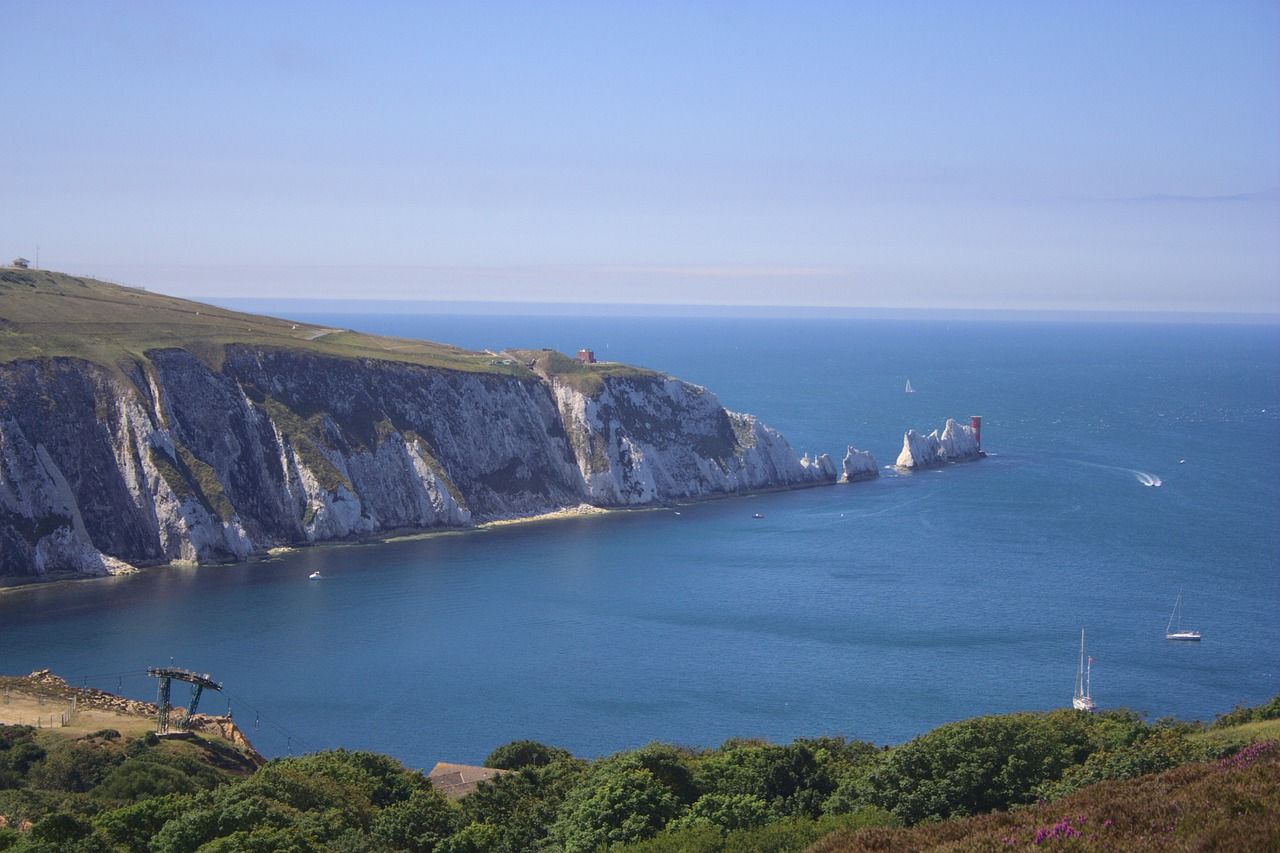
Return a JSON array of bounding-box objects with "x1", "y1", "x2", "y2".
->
[
  {"x1": 0, "y1": 347, "x2": 834, "y2": 578},
  {"x1": 550, "y1": 375, "x2": 833, "y2": 505}
]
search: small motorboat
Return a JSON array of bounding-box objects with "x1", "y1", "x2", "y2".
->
[
  {"x1": 308, "y1": 571, "x2": 322, "y2": 580},
  {"x1": 752, "y1": 513, "x2": 764, "y2": 519}
]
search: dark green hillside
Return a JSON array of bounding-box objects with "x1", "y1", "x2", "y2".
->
[
  {"x1": 812, "y1": 740, "x2": 1280, "y2": 851},
  {"x1": 0, "y1": 694, "x2": 1275, "y2": 852}
]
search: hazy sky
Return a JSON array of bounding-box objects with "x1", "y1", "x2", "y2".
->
[{"x1": 5, "y1": 1, "x2": 1279, "y2": 312}]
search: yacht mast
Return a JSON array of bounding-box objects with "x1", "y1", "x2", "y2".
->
[
  {"x1": 1167, "y1": 589, "x2": 1182, "y2": 634},
  {"x1": 1076, "y1": 628, "x2": 1085, "y2": 698}
]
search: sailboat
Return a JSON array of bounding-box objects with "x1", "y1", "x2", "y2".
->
[
  {"x1": 1072, "y1": 628, "x2": 1095, "y2": 711},
  {"x1": 904, "y1": 379, "x2": 915, "y2": 394},
  {"x1": 1165, "y1": 590, "x2": 1201, "y2": 641}
]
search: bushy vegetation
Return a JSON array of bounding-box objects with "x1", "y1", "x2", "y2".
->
[
  {"x1": 1212, "y1": 694, "x2": 1280, "y2": 729},
  {"x1": 0, "y1": 696, "x2": 1276, "y2": 851},
  {"x1": 811, "y1": 740, "x2": 1280, "y2": 852}
]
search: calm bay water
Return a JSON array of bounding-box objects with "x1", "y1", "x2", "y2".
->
[{"x1": 2, "y1": 313, "x2": 1277, "y2": 767}]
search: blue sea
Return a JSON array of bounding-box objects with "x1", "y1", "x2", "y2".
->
[{"x1": 2, "y1": 312, "x2": 1277, "y2": 768}]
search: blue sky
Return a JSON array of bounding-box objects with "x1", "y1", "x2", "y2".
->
[{"x1": 4, "y1": 1, "x2": 1278, "y2": 312}]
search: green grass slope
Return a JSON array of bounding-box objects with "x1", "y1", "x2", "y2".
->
[
  {"x1": 508, "y1": 347, "x2": 660, "y2": 394},
  {"x1": 0, "y1": 269, "x2": 530, "y2": 377}
]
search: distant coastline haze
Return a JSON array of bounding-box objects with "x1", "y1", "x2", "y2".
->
[{"x1": 4, "y1": 2, "x2": 1278, "y2": 314}]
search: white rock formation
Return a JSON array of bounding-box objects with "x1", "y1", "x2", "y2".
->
[
  {"x1": 0, "y1": 347, "x2": 837, "y2": 578},
  {"x1": 550, "y1": 376, "x2": 836, "y2": 506},
  {"x1": 34, "y1": 527, "x2": 138, "y2": 576},
  {"x1": 800, "y1": 451, "x2": 838, "y2": 481},
  {"x1": 895, "y1": 418, "x2": 981, "y2": 469},
  {"x1": 840, "y1": 446, "x2": 879, "y2": 482}
]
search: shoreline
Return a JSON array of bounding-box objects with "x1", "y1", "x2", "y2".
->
[
  {"x1": 385, "y1": 502, "x2": 614, "y2": 542},
  {"x1": 0, "y1": 478, "x2": 846, "y2": 596}
]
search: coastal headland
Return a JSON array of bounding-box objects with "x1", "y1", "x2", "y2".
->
[
  {"x1": 0, "y1": 270, "x2": 840, "y2": 584},
  {"x1": 0, "y1": 270, "x2": 988, "y2": 587}
]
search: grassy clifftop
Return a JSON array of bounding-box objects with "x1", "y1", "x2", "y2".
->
[
  {"x1": 508, "y1": 347, "x2": 659, "y2": 394},
  {"x1": 0, "y1": 269, "x2": 558, "y2": 380}
]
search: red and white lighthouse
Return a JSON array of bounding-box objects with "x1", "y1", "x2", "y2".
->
[{"x1": 970, "y1": 415, "x2": 982, "y2": 450}]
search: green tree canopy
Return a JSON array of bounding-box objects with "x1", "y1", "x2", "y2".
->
[
  {"x1": 858, "y1": 711, "x2": 1101, "y2": 823},
  {"x1": 484, "y1": 740, "x2": 574, "y2": 770},
  {"x1": 552, "y1": 767, "x2": 682, "y2": 852}
]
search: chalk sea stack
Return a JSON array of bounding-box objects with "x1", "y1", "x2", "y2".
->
[{"x1": 895, "y1": 418, "x2": 982, "y2": 469}]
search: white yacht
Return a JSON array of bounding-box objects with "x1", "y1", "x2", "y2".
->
[{"x1": 1072, "y1": 628, "x2": 1095, "y2": 711}]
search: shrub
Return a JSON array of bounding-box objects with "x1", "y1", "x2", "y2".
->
[
  {"x1": 29, "y1": 811, "x2": 94, "y2": 846},
  {"x1": 437, "y1": 821, "x2": 502, "y2": 853},
  {"x1": 460, "y1": 758, "x2": 586, "y2": 852},
  {"x1": 371, "y1": 786, "x2": 461, "y2": 852},
  {"x1": 1037, "y1": 728, "x2": 1215, "y2": 800},
  {"x1": 552, "y1": 767, "x2": 682, "y2": 852},
  {"x1": 26, "y1": 741, "x2": 122, "y2": 793},
  {"x1": 624, "y1": 809, "x2": 898, "y2": 853},
  {"x1": 274, "y1": 750, "x2": 422, "y2": 808},
  {"x1": 91, "y1": 759, "x2": 199, "y2": 802},
  {"x1": 857, "y1": 712, "x2": 1098, "y2": 823},
  {"x1": 668, "y1": 792, "x2": 778, "y2": 833},
  {"x1": 695, "y1": 742, "x2": 833, "y2": 817},
  {"x1": 93, "y1": 793, "x2": 193, "y2": 851},
  {"x1": 1214, "y1": 694, "x2": 1280, "y2": 729},
  {"x1": 484, "y1": 740, "x2": 572, "y2": 770},
  {"x1": 4, "y1": 741, "x2": 46, "y2": 777}
]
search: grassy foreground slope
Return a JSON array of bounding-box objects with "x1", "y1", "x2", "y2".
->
[
  {"x1": 0, "y1": 269, "x2": 525, "y2": 377},
  {"x1": 811, "y1": 742, "x2": 1279, "y2": 851}
]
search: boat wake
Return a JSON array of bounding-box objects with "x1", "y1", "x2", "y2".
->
[
  {"x1": 844, "y1": 490, "x2": 940, "y2": 519},
  {"x1": 1065, "y1": 458, "x2": 1163, "y2": 488}
]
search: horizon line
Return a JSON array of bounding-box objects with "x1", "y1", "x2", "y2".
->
[{"x1": 204, "y1": 295, "x2": 1280, "y2": 325}]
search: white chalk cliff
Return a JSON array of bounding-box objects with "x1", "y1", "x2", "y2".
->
[
  {"x1": 840, "y1": 447, "x2": 879, "y2": 482},
  {"x1": 0, "y1": 348, "x2": 837, "y2": 579},
  {"x1": 550, "y1": 375, "x2": 835, "y2": 507},
  {"x1": 895, "y1": 418, "x2": 981, "y2": 469}
]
